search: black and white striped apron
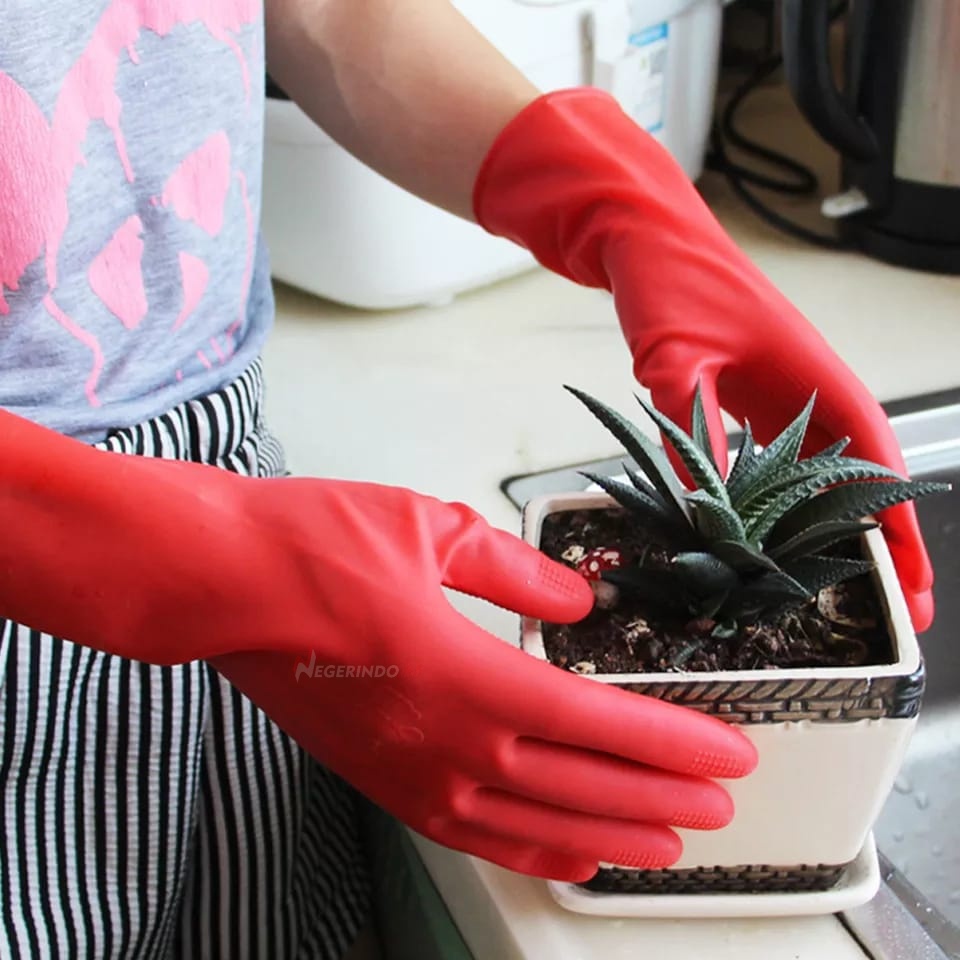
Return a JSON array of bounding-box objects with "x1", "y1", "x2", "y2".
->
[{"x1": 0, "y1": 360, "x2": 372, "y2": 959}]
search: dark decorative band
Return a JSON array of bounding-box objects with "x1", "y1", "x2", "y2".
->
[
  {"x1": 582, "y1": 860, "x2": 848, "y2": 895},
  {"x1": 616, "y1": 661, "x2": 925, "y2": 724}
]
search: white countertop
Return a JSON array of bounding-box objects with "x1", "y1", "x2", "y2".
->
[{"x1": 261, "y1": 81, "x2": 960, "y2": 960}]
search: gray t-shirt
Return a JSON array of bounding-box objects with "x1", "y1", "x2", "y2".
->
[{"x1": 0, "y1": 1, "x2": 274, "y2": 441}]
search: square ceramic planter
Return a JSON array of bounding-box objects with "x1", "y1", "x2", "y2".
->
[{"x1": 521, "y1": 492, "x2": 924, "y2": 917}]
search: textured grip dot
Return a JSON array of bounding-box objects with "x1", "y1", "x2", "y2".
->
[
  {"x1": 687, "y1": 750, "x2": 751, "y2": 779},
  {"x1": 607, "y1": 849, "x2": 673, "y2": 870},
  {"x1": 670, "y1": 810, "x2": 729, "y2": 831},
  {"x1": 537, "y1": 554, "x2": 583, "y2": 598}
]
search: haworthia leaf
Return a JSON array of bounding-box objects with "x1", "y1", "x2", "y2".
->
[
  {"x1": 746, "y1": 466, "x2": 923, "y2": 546},
  {"x1": 722, "y1": 569, "x2": 813, "y2": 621},
  {"x1": 768, "y1": 479, "x2": 951, "y2": 546},
  {"x1": 813, "y1": 437, "x2": 851, "y2": 459},
  {"x1": 746, "y1": 569, "x2": 814, "y2": 600},
  {"x1": 686, "y1": 489, "x2": 748, "y2": 542},
  {"x1": 602, "y1": 567, "x2": 693, "y2": 613},
  {"x1": 729, "y1": 570, "x2": 813, "y2": 614},
  {"x1": 672, "y1": 552, "x2": 741, "y2": 596},
  {"x1": 767, "y1": 520, "x2": 879, "y2": 564},
  {"x1": 725, "y1": 419, "x2": 758, "y2": 495},
  {"x1": 740, "y1": 458, "x2": 904, "y2": 531},
  {"x1": 620, "y1": 462, "x2": 700, "y2": 547},
  {"x1": 635, "y1": 394, "x2": 729, "y2": 504},
  {"x1": 728, "y1": 393, "x2": 816, "y2": 506},
  {"x1": 783, "y1": 556, "x2": 876, "y2": 594},
  {"x1": 579, "y1": 471, "x2": 680, "y2": 535},
  {"x1": 622, "y1": 461, "x2": 668, "y2": 510},
  {"x1": 691, "y1": 384, "x2": 718, "y2": 472},
  {"x1": 711, "y1": 538, "x2": 781, "y2": 572},
  {"x1": 565, "y1": 386, "x2": 691, "y2": 522}
]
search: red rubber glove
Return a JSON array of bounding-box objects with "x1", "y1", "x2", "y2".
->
[
  {"x1": 0, "y1": 410, "x2": 756, "y2": 881},
  {"x1": 474, "y1": 89, "x2": 934, "y2": 632}
]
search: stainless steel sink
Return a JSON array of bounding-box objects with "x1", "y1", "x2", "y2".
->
[
  {"x1": 502, "y1": 388, "x2": 960, "y2": 958},
  {"x1": 871, "y1": 396, "x2": 960, "y2": 956}
]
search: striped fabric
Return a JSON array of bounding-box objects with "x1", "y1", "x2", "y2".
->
[{"x1": 0, "y1": 360, "x2": 371, "y2": 959}]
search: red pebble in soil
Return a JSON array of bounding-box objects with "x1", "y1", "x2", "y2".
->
[{"x1": 576, "y1": 547, "x2": 623, "y2": 581}]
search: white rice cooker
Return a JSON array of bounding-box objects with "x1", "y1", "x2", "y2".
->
[{"x1": 262, "y1": 0, "x2": 725, "y2": 309}]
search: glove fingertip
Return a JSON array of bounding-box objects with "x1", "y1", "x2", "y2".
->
[
  {"x1": 906, "y1": 589, "x2": 934, "y2": 634},
  {"x1": 687, "y1": 724, "x2": 759, "y2": 780},
  {"x1": 533, "y1": 856, "x2": 601, "y2": 884},
  {"x1": 533, "y1": 554, "x2": 596, "y2": 622}
]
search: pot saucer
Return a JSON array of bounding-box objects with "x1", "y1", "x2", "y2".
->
[{"x1": 547, "y1": 833, "x2": 880, "y2": 919}]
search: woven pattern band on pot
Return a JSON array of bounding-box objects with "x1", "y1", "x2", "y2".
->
[
  {"x1": 582, "y1": 861, "x2": 848, "y2": 895},
  {"x1": 618, "y1": 663, "x2": 924, "y2": 723}
]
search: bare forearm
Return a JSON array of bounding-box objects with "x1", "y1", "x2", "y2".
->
[{"x1": 264, "y1": 0, "x2": 539, "y2": 219}]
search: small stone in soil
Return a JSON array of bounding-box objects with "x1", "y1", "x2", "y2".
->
[
  {"x1": 590, "y1": 580, "x2": 620, "y2": 610},
  {"x1": 561, "y1": 544, "x2": 586, "y2": 564}
]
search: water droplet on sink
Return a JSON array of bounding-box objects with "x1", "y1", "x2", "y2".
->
[
  {"x1": 950, "y1": 891, "x2": 960, "y2": 905},
  {"x1": 933, "y1": 845, "x2": 943, "y2": 857},
  {"x1": 893, "y1": 831, "x2": 905, "y2": 843},
  {"x1": 915, "y1": 791, "x2": 931, "y2": 810},
  {"x1": 894, "y1": 776, "x2": 913, "y2": 795}
]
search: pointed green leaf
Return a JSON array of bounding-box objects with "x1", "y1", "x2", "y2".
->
[
  {"x1": 814, "y1": 437, "x2": 851, "y2": 459},
  {"x1": 686, "y1": 489, "x2": 748, "y2": 543},
  {"x1": 769, "y1": 479, "x2": 951, "y2": 546},
  {"x1": 565, "y1": 386, "x2": 691, "y2": 521},
  {"x1": 672, "y1": 552, "x2": 741, "y2": 596},
  {"x1": 747, "y1": 569, "x2": 814, "y2": 601},
  {"x1": 580, "y1": 471, "x2": 682, "y2": 537},
  {"x1": 758, "y1": 392, "x2": 817, "y2": 465},
  {"x1": 782, "y1": 556, "x2": 875, "y2": 594},
  {"x1": 767, "y1": 520, "x2": 879, "y2": 564},
  {"x1": 728, "y1": 393, "x2": 816, "y2": 506},
  {"x1": 711, "y1": 539, "x2": 781, "y2": 572},
  {"x1": 725, "y1": 420, "x2": 758, "y2": 494},
  {"x1": 725, "y1": 570, "x2": 814, "y2": 619},
  {"x1": 746, "y1": 465, "x2": 922, "y2": 546},
  {"x1": 739, "y1": 456, "x2": 903, "y2": 521},
  {"x1": 602, "y1": 567, "x2": 693, "y2": 613},
  {"x1": 691, "y1": 384, "x2": 718, "y2": 472},
  {"x1": 741, "y1": 458, "x2": 904, "y2": 533},
  {"x1": 635, "y1": 394, "x2": 729, "y2": 504},
  {"x1": 622, "y1": 461, "x2": 667, "y2": 509}
]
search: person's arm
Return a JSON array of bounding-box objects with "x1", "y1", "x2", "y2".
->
[
  {"x1": 267, "y1": 0, "x2": 937, "y2": 630},
  {"x1": 0, "y1": 407, "x2": 757, "y2": 882},
  {"x1": 264, "y1": 0, "x2": 538, "y2": 219}
]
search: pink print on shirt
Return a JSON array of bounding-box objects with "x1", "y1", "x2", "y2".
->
[
  {"x1": 0, "y1": 0, "x2": 258, "y2": 407},
  {"x1": 175, "y1": 253, "x2": 210, "y2": 332},
  {"x1": 87, "y1": 215, "x2": 148, "y2": 330},
  {"x1": 161, "y1": 132, "x2": 233, "y2": 237}
]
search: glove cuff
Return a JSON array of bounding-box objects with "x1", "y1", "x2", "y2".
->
[{"x1": 473, "y1": 88, "x2": 701, "y2": 289}]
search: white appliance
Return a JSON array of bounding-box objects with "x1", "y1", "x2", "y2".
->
[{"x1": 262, "y1": 0, "x2": 724, "y2": 309}]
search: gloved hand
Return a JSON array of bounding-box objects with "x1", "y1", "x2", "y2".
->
[
  {"x1": 474, "y1": 89, "x2": 934, "y2": 632},
  {"x1": 0, "y1": 410, "x2": 757, "y2": 881}
]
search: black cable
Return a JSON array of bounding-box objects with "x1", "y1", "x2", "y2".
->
[{"x1": 706, "y1": 4, "x2": 851, "y2": 250}]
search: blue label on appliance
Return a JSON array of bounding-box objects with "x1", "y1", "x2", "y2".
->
[
  {"x1": 629, "y1": 23, "x2": 669, "y2": 48},
  {"x1": 626, "y1": 22, "x2": 669, "y2": 134}
]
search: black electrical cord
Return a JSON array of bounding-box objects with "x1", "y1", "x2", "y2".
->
[{"x1": 706, "y1": 5, "x2": 851, "y2": 250}]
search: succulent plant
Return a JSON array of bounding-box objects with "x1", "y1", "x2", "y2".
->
[{"x1": 565, "y1": 385, "x2": 949, "y2": 630}]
